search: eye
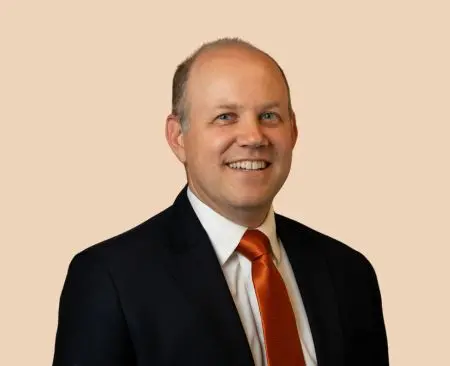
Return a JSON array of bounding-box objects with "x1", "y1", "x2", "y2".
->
[
  {"x1": 260, "y1": 112, "x2": 280, "y2": 122},
  {"x1": 218, "y1": 113, "x2": 233, "y2": 120},
  {"x1": 215, "y1": 113, "x2": 237, "y2": 124}
]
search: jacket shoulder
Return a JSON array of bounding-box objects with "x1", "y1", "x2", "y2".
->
[
  {"x1": 275, "y1": 213, "x2": 376, "y2": 272},
  {"x1": 71, "y1": 204, "x2": 175, "y2": 265}
]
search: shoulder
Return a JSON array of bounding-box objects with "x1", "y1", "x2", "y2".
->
[
  {"x1": 276, "y1": 213, "x2": 384, "y2": 313},
  {"x1": 68, "y1": 204, "x2": 175, "y2": 271},
  {"x1": 275, "y1": 213, "x2": 377, "y2": 277}
]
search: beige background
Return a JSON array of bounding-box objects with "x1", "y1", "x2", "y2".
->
[{"x1": 1, "y1": 1, "x2": 449, "y2": 365}]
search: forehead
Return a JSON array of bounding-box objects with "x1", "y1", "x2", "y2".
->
[{"x1": 186, "y1": 46, "x2": 289, "y2": 111}]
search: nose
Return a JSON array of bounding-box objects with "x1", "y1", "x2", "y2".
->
[{"x1": 236, "y1": 118, "x2": 268, "y2": 148}]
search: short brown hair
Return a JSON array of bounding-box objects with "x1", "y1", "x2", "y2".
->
[{"x1": 171, "y1": 37, "x2": 293, "y2": 131}]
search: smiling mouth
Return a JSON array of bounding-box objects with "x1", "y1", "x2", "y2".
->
[{"x1": 226, "y1": 160, "x2": 271, "y2": 171}]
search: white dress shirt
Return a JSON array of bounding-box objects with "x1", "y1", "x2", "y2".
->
[{"x1": 187, "y1": 188, "x2": 317, "y2": 366}]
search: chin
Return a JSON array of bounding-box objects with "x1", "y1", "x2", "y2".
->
[{"x1": 229, "y1": 191, "x2": 272, "y2": 210}]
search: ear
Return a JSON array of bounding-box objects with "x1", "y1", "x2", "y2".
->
[
  {"x1": 290, "y1": 111, "x2": 299, "y2": 148},
  {"x1": 165, "y1": 114, "x2": 187, "y2": 163}
]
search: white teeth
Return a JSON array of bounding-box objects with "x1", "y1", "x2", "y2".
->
[{"x1": 227, "y1": 160, "x2": 268, "y2": 170}]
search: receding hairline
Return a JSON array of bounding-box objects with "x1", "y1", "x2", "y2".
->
[
  {"x1": 171, "y1": 38, "x2": 294, "y2": 127},
  {"x1": 189, "y1": 42, "x2": 285, "y2": 84}
]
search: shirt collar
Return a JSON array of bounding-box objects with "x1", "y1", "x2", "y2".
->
[{"x1": 187, "y1": 187, "x2": 281, "y2": 266}]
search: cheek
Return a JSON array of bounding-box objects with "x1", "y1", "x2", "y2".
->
[
  {"x1": 269, "y1": 131, "x2": 293, "y2": 150},
  {"x1": 185, "y1": 133, "x2": 230, "y2": 170},
  {"x1": 212, "y1": 136, "x2": 232, "y2": 156},
  {"x1": 271, "y1": 138, "x2": 295, "y2": 167},
  {"x1": 196, "y1": 130, "x2": 234, "y2": 157}
]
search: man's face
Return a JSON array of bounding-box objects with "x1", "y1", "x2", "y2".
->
[{"x1": 169, "y1": 45, "x2": 297, "y2": 225}]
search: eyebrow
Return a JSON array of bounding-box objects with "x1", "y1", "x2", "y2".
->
[
  {"x1": 259, "y1": 101, "x2": 281, "y2": 110},
  {"x1": 213, "y1": 101, "x2": 282, "y2": 111},
  {"x1": 214, "y1": 103, "x2": 244, "y2": 111}
]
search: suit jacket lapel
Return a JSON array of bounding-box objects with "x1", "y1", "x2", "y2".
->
[
  {"x1": 275, "y1": 214, "x2": 344, "y2": 366},
  {"x1": 166, "y1": 187, "x2": 255, "y2": 366}
]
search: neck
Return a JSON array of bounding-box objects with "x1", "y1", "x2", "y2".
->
[
  {"x1": 187, "y1": 185, "x2": 272, "y2": 228},
  {"x1": 221, "y1": 206, "x2": 270, "y2": 228}
]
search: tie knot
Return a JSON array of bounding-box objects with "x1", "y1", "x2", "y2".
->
[{"x1": 237, "y1": 229, "x2": 271, "y2": 261}]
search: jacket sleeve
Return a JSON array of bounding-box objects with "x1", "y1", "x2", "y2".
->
[
  {"x1": 355, "y1": 256, "x2": 390, "y2": 366},
  {"x1": 52, "y1": 250, "x2": 135, "y2": 366}
]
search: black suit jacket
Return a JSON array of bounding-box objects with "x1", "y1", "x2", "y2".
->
[{"x1": 52, "y1": 186, "x2": 389, "y2": 366}]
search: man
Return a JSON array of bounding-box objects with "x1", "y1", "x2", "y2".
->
[{"x1": 52, "y1": 38, "x2": 389, "y2": 366}]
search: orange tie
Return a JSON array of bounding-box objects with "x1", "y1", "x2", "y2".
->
[{"x1": 237, "y1": 229, "x2": 306, "y2": 366}]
